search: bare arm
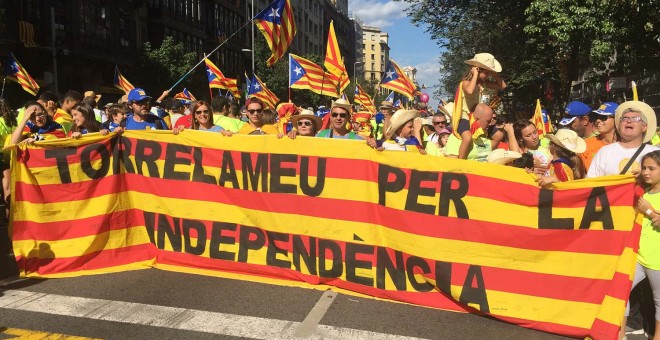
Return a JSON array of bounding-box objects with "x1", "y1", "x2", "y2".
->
[
  {"x1": 462, "y1": 67, "x2": 480, "y2": 95},
  {"x1": 483, "y1": 72, "x2": 507, "y2": 90},
  {"x1": 10, "y1": 107, "x2": 34, "y2": 145},
  {"x1": 458, "y1": 130, "x2": 472, "y2": 159},
  {"x1": 503, "y1": 123, "x2": 520, "y2": 152}
]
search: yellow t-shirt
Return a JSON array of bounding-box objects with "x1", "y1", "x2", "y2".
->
[{"x1": 639, "y1": 191, "x2": 660, "y2": 270}]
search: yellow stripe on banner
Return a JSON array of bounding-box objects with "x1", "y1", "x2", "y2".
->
[
  {"x1": 595, "y1": 295, "x2": 626, "y2": 329},
  {"x1": 448, "y1": 284, "x2": 601, "y2": 329},
  {"x1": 15, "y1": 178, "x2": 635, "y2": 231},
  {"x1": 21, "y1": 259, "x2": 155, "y2": 279},
  {"x1": 13, "y1": 226, "x2": 151, "y2": 259},
  {"x1": 16, "y1": 192, "x2": 626, "y2": 280}
]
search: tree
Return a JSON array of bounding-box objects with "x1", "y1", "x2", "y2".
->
[
  {"x1": 135, "y1": 36, "x2": 198, "y2": 98},
  {"x1": 400, "y1": 0, "x2": 659, "y2": 116}
]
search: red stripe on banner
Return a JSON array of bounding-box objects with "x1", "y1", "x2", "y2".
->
[
  {"x1": 15, "y1": 244, "x2": 155, "y2": 276},
  {"x1": 153, "y1": 241, "x2": 615, "y2": 306},
  {"x1": 17, "y1": 143, "x2": 634, "y2": 210},
  {"x1": 589, "y1": 318, "x2": 621, "y2": 340},
  {"x1": 12, "y1": 209, "x2": 144, "y2": 241},
  {"x1": 15, "y1": 176, "x2": 630, "y2": 256}
]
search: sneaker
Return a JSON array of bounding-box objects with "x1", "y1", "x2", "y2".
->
[{"x1": 626, "y1": 326, "x2": 645, "y2": 335}]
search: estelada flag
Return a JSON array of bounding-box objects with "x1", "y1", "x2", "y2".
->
[
  {"x1": 174, "y1": 88, "x2": 196, "y2": 103},
  {"x1": 289, "y1": 54, "x2": 339, "y2": 98},
  {"x1": 248, "y1": 74, "x2": 279, "y2": 109},
  {"x1": 324, "y1": 20, "x2": 349, "y2": 93},
  {"x1": 205, "y1": 58, "x2": 241, "y2": 98},
  {"x1": 114, "y1": 66, "x2": 135, "y2": 93},
  {"x1": 254, "y1": 0, "x2": 296, "y2": 66},
  {"x1": 4, "y1": 53, "x2": 39, "y2": 96},
  {"x1": 380, "y1": 60, "x2": 419, "y2": 100}
]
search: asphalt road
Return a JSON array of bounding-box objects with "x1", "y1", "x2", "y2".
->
[{"x1": 0, "y1": 267, "x2": 576, "y2": 340}]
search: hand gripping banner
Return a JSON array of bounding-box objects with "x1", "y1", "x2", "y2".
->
[{"x1": 10, "y1": 132, "x2": 641, "y2": 339}]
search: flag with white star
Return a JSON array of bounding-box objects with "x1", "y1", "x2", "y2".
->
[
  {"x1": 247, "y1": 74, "x2": 279, "y2": 109},
  {"x1": 254, "y1": 0, "x2": 296, "y2": 66},
  {"x1": 289, "y1": 54, "x2": 339, "y2": 98},
  {"x1": 379, "y1": 60, "x2": 419, "y2": 100}
]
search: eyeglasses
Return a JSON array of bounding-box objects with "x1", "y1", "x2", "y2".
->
[
  {"x1": 433, "y1": 120, "x2": 447, "y2": 126},
  {"x1": 594, "y1": 114, "x2": 613, "y2": 121},
  {"x1": 34, "y1": 113, "x2": 47, "y2": 118},
  {"x1": 247, "y1": 109, "x2": 263, "y2": 114},
  {"x1": 331, "y1": 112, "x2": 349, "y2": 119},
  {"x1": 620, "y1": 116, "x2": 644, "y2": 124},
  {"x1": 195, "y1": 110, "x2": 210, "y2": 115},
  {"x1": 297, "y1": 121, "x2": 313, "y2": 127}
]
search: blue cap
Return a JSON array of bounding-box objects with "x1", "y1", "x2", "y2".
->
[
  {"x1": 559, "y1": 101, "x2": 591, "y2": 125},
  {"x1": 127, "y1": 88, "x2": 152, "y2": 102},
  {"x1": 564, "y1": 101, "x2": 591, "y2": 116},
  {"x1": 592, "y1": 102, "x2": 619, "y2": 116}
]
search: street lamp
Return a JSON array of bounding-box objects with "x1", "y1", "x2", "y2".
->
[
  {"x1": 354, "y1": 61, "x2": 362, "y2": 85},
  {"x1": 241, "y1": 48, "x2": 254, "y2": 74}
]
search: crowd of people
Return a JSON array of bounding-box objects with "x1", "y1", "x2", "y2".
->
[{"x1": 1, "y1": 52, "x2": 660, "y2": 339}]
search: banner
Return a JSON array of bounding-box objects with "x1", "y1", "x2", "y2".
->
[{"x1": 11, "y1": 132, "x2": 641, "y2": 339}]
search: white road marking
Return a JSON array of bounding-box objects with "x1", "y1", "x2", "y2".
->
[
  {"x1": 0, "y1": 289, "x2": 427, "y2": 340},
  {"x1": 294, "y1": 290, "x2": 337, "y2": 337}
]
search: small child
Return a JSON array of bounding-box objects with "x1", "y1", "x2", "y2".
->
[
  {"x1": 537, "y1": 129, "x2": 586, "y2": 186},
  {"x1": 105, "y1": 104, "x2": 127, "y2": 132}
]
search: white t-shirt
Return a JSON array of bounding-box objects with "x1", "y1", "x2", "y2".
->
[{"x1": 586, "y1": 142, "x2": 659, "y2": 177}]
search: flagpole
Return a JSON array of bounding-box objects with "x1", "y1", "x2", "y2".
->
[
  {"x1": 204, "y1": 53, "x2": 213, "y2": 100},
  {"x1": 168, "y1": 14, "x2": 256, "y2": 92},
  {"x1": 251, "y1": 0, "x2": 255, "y2": 75},
  {"x1": 0, "y1": 77, "x2": 6, "y2": 99},
  {"x1": 288, "y1": 54, "x2": 291, "y2": 102}
]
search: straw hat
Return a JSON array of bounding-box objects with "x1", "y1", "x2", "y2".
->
[
  {"x1": 331, "y1": 98, "x2": 352, "y2": 114},
  {"x1": 380, "y1": 101, "x2": 394, "y2": 110},
  {"x1": 290, "y1": 109, "x2": 322, "y2": 131},
  {"x1": 614, "y1": 100, "x2": 657, "y2": 143},
  {"x1": 487, "y1": 149, "x2": 522, "y2": 165},
  {"x1": 546, "y1": 129, "x2": 587, "y2": 154},
  {"x1": 437, "y1": 102, "x2": 455, "y2": 118},
  {"x1": 464, "y1": 53, "x2": 502, "y2": 73},
  {"x1": 386, "y1": 109, "x2": 420, "y2": 138},
  {"x1": 84, "y1": 90, "x2": 102, "y2": 103}
]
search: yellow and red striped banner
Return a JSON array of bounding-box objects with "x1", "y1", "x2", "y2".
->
[{"x1": 11, "y1": 132, "x2": 640, "y2": 339}]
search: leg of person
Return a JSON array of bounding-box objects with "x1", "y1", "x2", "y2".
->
[
  {"x1": 623, "y1": 263, "x2": 647, "y2": 340},
  {"x1": 643, "y1": 266, "x2": 660, "y2": 339},
  {"x1": 1, "y1": 166, "x2": 8, "y2": 223}
]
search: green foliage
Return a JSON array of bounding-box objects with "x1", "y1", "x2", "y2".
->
[
  {"x1": 400, "y1": 0, "x2": 660, "y2": 114},
  {"x1": 135, "y1": 36, "x2": 197, "y2": 96}
]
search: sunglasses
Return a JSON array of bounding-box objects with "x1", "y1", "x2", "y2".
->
[
  {"x1": 247, "y1": 109, "x2": 263, "y2": 114},
  {"x1": 195, "y1": 109, "x2": 210, "y2": 115},
  {"x1": 134, "y1": 100, "x2": 151, "y2": 106},
  {"x1": 593, "y1": 114, "x2": 612, "y2": 121},
  {"x1": 331, "y1": 112, "x2": 349, "y2": 119},
  {"x1": 433, "y1": 121, "x2": 447, "y2": 126},
  {"x1": 297, "y1": 121, "x2": 313, "y2": 127}
]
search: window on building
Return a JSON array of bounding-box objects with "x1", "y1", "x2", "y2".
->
[
  {"x1": 371, "y1": 45, "x2": 375, "y2": 51},
  {"x1": 371, "y1": 34, "x2": 375, "y2": 41},
  {"x1": 371, "y1": 54, "x2": 375, "y2": 60},
  {"x1": 370, "y1": 73, "x2": 376, "y2": 81},
  {"x1": 371, "y1": 62, "x2": 375, "y2": 70}
]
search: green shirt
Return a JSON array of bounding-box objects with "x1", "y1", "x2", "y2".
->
[
  {"x1": 213, "y1": 115, "x2": 244, "y2": 133},
  {"x1": 445, "y1": 134, "x2": 491, "y2": 162},
  {"x1": 639, "y1": 191, "x2": 660, "y2": 269}
]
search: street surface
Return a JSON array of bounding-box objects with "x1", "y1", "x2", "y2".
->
[{"x1": 0, "y1": 268, "x2": 573, "y2": 340}]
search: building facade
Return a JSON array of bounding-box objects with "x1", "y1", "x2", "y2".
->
[
  {"x1": 362, "y1": 25, "x2": 389, "y2": 83},
  {"x1": 1, "y1": 0, "x2": 249, "y2": 100}
]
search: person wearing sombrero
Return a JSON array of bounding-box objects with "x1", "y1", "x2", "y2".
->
[
  {"x1": 279, "y1": 108, "x2": 322, "y2": 139},
  {"x1": 587, "y1": 101, "x2": 658, "y2": 178},
  {"x1": 453, "y1": 53, "x2": 507, "y2": 159},
  {"x1": 379, "y1": 109, "x2": 425, "y2": 153},
  {"x1": 537, "y1": 129, "x2": 587, "y2": 187}
]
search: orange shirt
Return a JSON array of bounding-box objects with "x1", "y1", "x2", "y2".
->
[{"x1": 579, "y1": 136, "x2": 607, "y2": 173}]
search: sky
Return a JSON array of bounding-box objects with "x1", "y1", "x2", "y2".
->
[{"x1": 347, "y1": 0, "x2": 446, "y2": 107}]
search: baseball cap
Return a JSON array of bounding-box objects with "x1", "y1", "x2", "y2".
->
[
  {"x1": 592, "y1": 102, "x2": 619, "y2": 116},
  {"x1": 127, "y1": 88, "x2": 152, "y2": 102},
  {"x1": 559, "y1": 101, "x2": 591, "y2": 125}
]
